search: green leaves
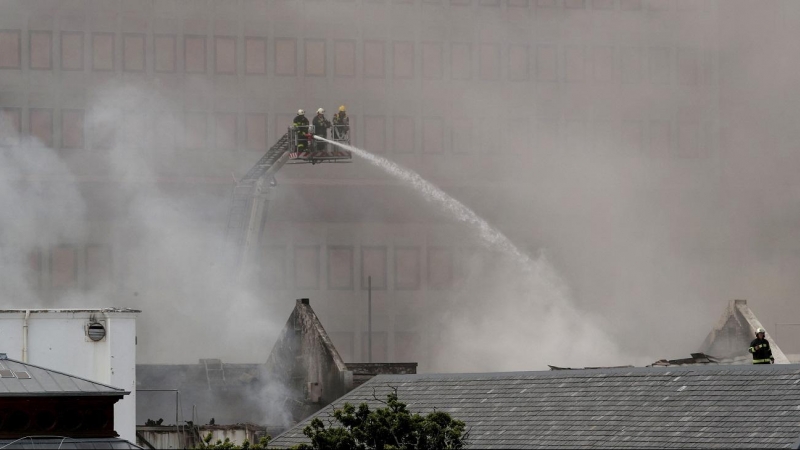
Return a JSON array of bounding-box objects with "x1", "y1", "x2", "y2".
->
[{"x1": 295, "y1": 388, "x2": 468, "y2": 450}]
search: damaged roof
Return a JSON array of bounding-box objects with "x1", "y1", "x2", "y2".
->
[{"x1": 270, "y1": 364, "x2": 800, "y2": 449}]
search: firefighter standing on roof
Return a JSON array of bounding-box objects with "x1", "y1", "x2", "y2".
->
[
  {"x1": 293, "y1": 109, "x2": 310, "y2": 151},
  {"x1": 332, "y1": 105, "x2": 349, "y2": 141},
  {"x1": 749, "y1": 327, "x2": 774, "y2": 364},
  {"x1": 312, "y1": 108, "x2": 332, "y2": 151}
]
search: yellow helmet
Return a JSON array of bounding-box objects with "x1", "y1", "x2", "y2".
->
[{"x1": 338, "y1": 105, "x2": 346, "y2": 112}]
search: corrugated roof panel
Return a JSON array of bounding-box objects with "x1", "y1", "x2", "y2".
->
[{"x1": 0, "y1": 357, "x2": 127, "y2": 397}]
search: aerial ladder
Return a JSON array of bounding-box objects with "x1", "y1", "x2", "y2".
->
[{"x1": 225, "y1": 124, "x2": 351, "y2": 275}]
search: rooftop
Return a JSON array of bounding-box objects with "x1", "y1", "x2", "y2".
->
[
  {"x1": 270, "y1": 364, "x2": 800, "y2": 449},
  {"x1": 0, "y1": 355, "x2": 128, "y2": 397}
]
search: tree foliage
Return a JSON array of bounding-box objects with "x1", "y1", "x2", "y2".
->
[
  {"x1": 294, "y1": 388, "x2": 468, "y2": 450},
  {"x1": 196, "y1": 432, "x2": 271, "y2": 449}
]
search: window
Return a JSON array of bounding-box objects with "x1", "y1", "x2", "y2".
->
[
  {"x1": 361, "y1": 246, "x2": 387, "y2": 289},
  {"x1": 154, "y1": 35, "x2": 176, "y2": 72},
  {"x1": 508, "y1": 45, "x2": 528, "y2": 81},
  {"x1": 537, "y1": 118, "x2": 559, "y2": 152},
  {"x1": 294, "y1": 245, "x2": 320, "y2": 289},
  {"x1": 427, "y1": 247, "x2": 453, "y2": 289},
  {"x1": 361, "y1": 331, "x2": 387, "y2": 362},
  {"x1": 393, "y1": 116, "x2": 415, "y2": 153},
  {"x1": 245, "y1": 37, "x2": 266, "y2": 74},
  {"x1": 184, "y1": 112, "x2": 207, "y2": 150},
  {"x1": 393, "y1": 41, "x2": 414, "y2": 79},
  {"x1": 422, "y1": 42, "x2": 442, "y2": 79},
  {"x1": 363, "y1": 115, "x2": 386, "y2": 153},
  {"x1": 422, "y1": 117, "x2": 444, "y2": 154},
  {"x1": 479, "y1": 44, "x2": 500, "y2": 80},
  {"x1": 260, "y1": 245, "x2": 286, "y2": 288},
  {"x1": 61, "y1": 109, "x2": 84, "y2": 149},
  {"x1": 334, "y1": 40, "x2": 355, "y2": 77},
  {"x1": 592, "y1": 0, "x2": 614, "y2": 8},
  {"x1": 451, "y1": 43, "x2": 471, "y2": 80},
  {"x1": 593, "y1": 46, "x2": 614, "y2": 82},
  {"x1": 677, "y1": 47, "x2": 698, "y2": 86},
  {"x1": 185, "y1": 36, "x2": 206, "y2": 73},
  {"x1": 92, "y1": 111, "x2": 115, "y2": 150},
  {"x1": 565, "y1": 46, "x2": 585, "y2": 82},
  {"x1": 620, "y1": 0, "x2": 642, "y2": 10},
  {"x1": 29, "y1": 109, "x2": 53, "y2": 148},
  {"x1": 154, "y1": 112, "x2": 178, "y2": 149},
  {"x1": 621, "y1": 47, "x2": 642, "y2": 83},
  {"x1": 565, "y1": 0, "x2": 586, "y2": 8},
  {"x1": 86, "y1": 245, "x2": 112, "y2": 289},
  {"x1": 394, "y1": 246, "x2": 420, "y2": 290},
  {"x1": 329, "y1": 332, "x2": 355, "y2": 362},
  {"x1": 92, "y1": 33, "x2": 114, "y2": 71},
  {"x1": 649, "y1": 47, "x2": 671, "y2": 85},
  {"x1": 327, "y1": 245, "x2": 354, "y2": 290},
  {"x1": 274, "y1": 38, "x2": 297, "y2": 76},
  {"x1": 215, "y1": 112, "x2": 237, "y2": 150},
  {"x1": 394, "y1": 332, "x2": 419, "y2": 362},
  {"x1": 451, "y1": 117, "x2": 472, "y2": 154},
  {"x1": 0, "y1": 108, "x2": 21, "y2": 147},
  {"x1": 564, "y1": 119, "x2": 585, "y2": 153},
  {"x1": 61, "y1": 32, "x2": 84, "y2": 71},
  {"x1": 29, "y1": 31, "x2": 52, "y2": 70},
  {"x1": 364, "y1": 40, "x2": 385, "y2": 78},
  {"x1": 649, "y1": 120, "x2": 671, "y2": 156},
  {"x1": 123, "y1": 34, "x2": 145, "y2": 72},
  {"x1": 245, "y1": 113, "x2": 267, "y2": 150},
  {"x1": 536, "y1": 45, "x2": 557, "y2": 82},
  {"x1": 0, "y1": 30, "x2": 20, "y2": 69},
  {"x1": 621, "y1": 120, "x2": 643, "y2": 155},
  {"x1": 304, "y1": 39, "x2": 325, "y2": 76},
  {"x1": 215, "y1": 36, "x2": 236, "y2": 74},
  {"x1": 121, "y1": 112, "x2": 146, "y2": 149},
  {"x1": 677, "y1": 121, "x2": 699, "y2": 158},
  {"x1": 51, "y1": 246, "x2": 77, "y2": 289}
]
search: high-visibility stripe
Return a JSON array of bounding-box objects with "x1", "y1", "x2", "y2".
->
[{"x1": 753, "y1": 359, "x2": 772, "y2": 364}]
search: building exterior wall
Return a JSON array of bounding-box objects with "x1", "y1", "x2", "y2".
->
[
  {"x1": 0, "y1": 0, "x2": 726, "y2": 372},
  {"x1": 0, "y1": 309, "x2": 139, "y2": 443}
]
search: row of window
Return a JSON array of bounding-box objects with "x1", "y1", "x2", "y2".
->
[
  {"x1": 357, "y1": 0, "x2": 699, "y2": 10},
  {"x1": 0, "y1": 107, "x2": 713, "y2": 158},
  {"x1": 0, "y1": 245, "x2": 112, "y2": 291},
  {"x1": 0, "y1": 30, "x2": 715, "y2": 85}
]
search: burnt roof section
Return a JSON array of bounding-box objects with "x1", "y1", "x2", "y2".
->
[
  {"x1": 270, "y1": 364, "x2": 800, "y2": 449},
  {"x1": 0, "y1": 357, "x2": 128, "y2": 397},
  {"x1": 700, "y1": 299, "x2": 789, "y2": 363}
]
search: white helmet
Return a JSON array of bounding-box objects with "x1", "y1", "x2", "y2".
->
[
  {"x1": 317, "y1": 108, "x2": 325, "y2": 114},
  {"x1": 756, "y1": 327, "x2": 766, "y2": 335},
  {"x1": 298, "y1": 109, "x2": 305, "y2": 115}
]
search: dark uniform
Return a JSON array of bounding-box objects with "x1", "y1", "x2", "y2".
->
[
  {"x1": 293, "y1": 113, "x2": 310, "y2": 151},
  {"x1": 749, "y1": 336, "x2": 774, "y2": 364},
  {"x1": 332, "y1": 110, "x2": 349, "y2": 141},
  {"x1": 312, "y1": 113, "x2": 332, "y2": 151}
]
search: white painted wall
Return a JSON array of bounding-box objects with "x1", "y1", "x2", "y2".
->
[{"x1": 0, "y1": 308, "x2": 139, "y2": 443}]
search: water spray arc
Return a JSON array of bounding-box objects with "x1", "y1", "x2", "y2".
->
[{"x1": 316, "y1": 136, "x2": 533, "y2": 271}]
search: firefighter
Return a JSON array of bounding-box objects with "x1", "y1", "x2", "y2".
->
[
  {"x1": 332, "y1": 105, "x2": 349, "y2": 142},
  {"x1": 312, "y1": 108, "x2": 332, "y2": 152},
  {"x1": 293, "y1": 109, "x2": 309, "y2": 151},
  {"x1": 749, "y1": 327, "x2": 774, "y2": 364}
]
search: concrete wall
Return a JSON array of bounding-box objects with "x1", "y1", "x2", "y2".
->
[{"x1": 0, "y1": 308, "x2": 139, "y2": 443}]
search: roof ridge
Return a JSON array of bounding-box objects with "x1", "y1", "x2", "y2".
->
[{"x1": 2, "y1": 357, "x2": 128, "y2": 393}]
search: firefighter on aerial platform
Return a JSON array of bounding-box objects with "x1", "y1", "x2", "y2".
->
[
  {"x1": 312, "y1": 108, "x2": 332, "y2": 152},
  {"x1": 749, "y1": 327, "x2": 774, "y2": 364},
  {"x1": 293, "y1": 109, "x2": 310, "y2": 151},
  {"x1": 332, "y1": 105, "x2": 349, "y2": 142}
]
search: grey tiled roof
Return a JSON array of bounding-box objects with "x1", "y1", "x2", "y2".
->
[
  {"x1": 0, "y1": 357, "x2": 128, "y2": 397},
  {"x1": 270, "y1": 364, "x2": 800, "y2": 449},
  {"x1": 0, "y1": 437, "x2": 141, "y2": 449}
]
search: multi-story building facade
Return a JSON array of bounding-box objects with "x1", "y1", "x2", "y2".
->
[{"x1": 7, "y1": 0, "x2": 783, "y2": 370}]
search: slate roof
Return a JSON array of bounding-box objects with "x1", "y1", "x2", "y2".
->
[
  {"x1": 0, "y1": 357, "x2": 128, "y2": 397},
  {"x1": 269, "y1": 364, "x2": 800, "y2": 449}
]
